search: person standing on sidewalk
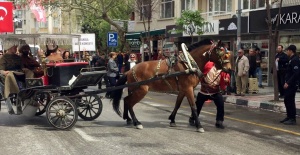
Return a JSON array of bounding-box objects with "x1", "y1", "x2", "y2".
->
[
  {"x1": 255, "y1": 47, "x2": 264, "y2": 88},
  {"x1": 248, "y1": 49, "x2": 257, "y2": 78},
  {"x1": 275, "y1": 45, "x2": 289, "y2": 98},
  {"x1": 235, "y1": 49, "x2": 249, "y2": 96},
  {"x1": 280, "y1": 45, "x2": 300, "y2": 125}
]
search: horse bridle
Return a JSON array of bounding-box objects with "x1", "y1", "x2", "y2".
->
[{"x1": 205, "y1": 42, "x2": 231, "y2": 73}]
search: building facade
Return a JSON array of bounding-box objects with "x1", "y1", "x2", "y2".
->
[{"x1": 126, "y1": 0, "x2": 300, "y2": 84}]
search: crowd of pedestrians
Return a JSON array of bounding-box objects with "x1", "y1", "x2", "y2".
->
[{"x1": 233, "y1": 44, "x2": 300, "y2": 125}]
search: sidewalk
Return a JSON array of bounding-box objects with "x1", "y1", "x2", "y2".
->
[
  {"x1": 194, "y1": 85, "x2": 300, "y2": 115},
  {"x1": 224, "y1": 87, "x2": 300, "y2": 115}
]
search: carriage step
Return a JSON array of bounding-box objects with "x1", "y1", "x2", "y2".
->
[{"x1": 5, "y1": 95, "x2": 22, "y2": 115}]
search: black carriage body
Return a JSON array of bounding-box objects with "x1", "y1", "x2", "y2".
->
[{"x1": 46, "y1": 62, "x2": 88, "y2": 86}]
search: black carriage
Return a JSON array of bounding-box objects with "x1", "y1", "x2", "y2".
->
[{"x1": 0, "y1": 61, "x2": 107, "y2": 130}]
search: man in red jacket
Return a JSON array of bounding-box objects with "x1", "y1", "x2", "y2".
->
[{"x1": 189, "y1": 61, "x2": 230, "y2": 132}]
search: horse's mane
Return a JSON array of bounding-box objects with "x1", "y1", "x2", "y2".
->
[{"x1": 188, "y1": 39, "x2": 212, "y2": 52}]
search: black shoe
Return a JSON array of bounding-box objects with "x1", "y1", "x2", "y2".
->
[
  {"x1": 283, "y1": 119, "x2": 296, "y2": 125},
  {"x1": 215, "y1": 121, "x2": 225, "y2": 129},
  {"x1": 279, "y1": 95, "x2": 284, "y2": 98},
  {"x1": 189, "y1": 117, "x2": 195, "y2": 126},
  {"x1": 280, "y1": 117, "x2": 289, "y2": 123}
]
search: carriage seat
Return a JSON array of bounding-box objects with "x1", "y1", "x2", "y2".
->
[{"x1": 46, "y1": 62, "x2": 89, "y2": 86}]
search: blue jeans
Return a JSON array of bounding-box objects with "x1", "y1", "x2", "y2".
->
[{"x1": 256, "y1": 67, "x2": 262, "y2": 86}]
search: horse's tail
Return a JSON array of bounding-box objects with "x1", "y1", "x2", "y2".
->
[{"x1": 112, "y1": 74, "x2": 127, "y2": 117}]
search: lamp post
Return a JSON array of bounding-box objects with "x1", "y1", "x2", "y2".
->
[{"x1": 236, "y1": 0, "x2": 242, "y2": 52}]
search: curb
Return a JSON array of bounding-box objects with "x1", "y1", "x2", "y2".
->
[{"x1": 223, "y1": 96, "x2": 300, "y2": 115}]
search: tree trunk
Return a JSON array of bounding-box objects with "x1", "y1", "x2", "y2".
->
[
  {"x1": 266, "y1": 0, "x2": 283, "y2": 101},
  {"x1": 102, "y1": 12, "x2": 127, "y2": 52}
]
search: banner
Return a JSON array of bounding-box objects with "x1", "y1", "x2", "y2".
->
[
  {"x1": 29, "y1": 0, "x2": 46, "y2": 23},
  {"x1": 0, "y1": 2, "x2": 14, "y2": 32},
  {"x1": 72, "y1": 34, "x2": 96, "y2": 51}
]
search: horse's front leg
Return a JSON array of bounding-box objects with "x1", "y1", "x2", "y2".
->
[
  {"x1": 168, "y1": 92, "x2": 185, "y2": 127},
  {"x1": 186, "y1": 89, "x2": 204, "y2": 133}
]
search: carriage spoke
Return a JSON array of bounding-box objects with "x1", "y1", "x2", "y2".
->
[
  {"x1": 91, "y1": 108, "x2": 97, "y2": 114},
  {"x1": 84, "y1": 108, "x2": 88, "y2": 117},
  {"x1": 89, "y1": 109, "x2": 92, "y2": 117}
]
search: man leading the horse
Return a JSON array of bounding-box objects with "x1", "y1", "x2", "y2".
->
[{"x1": 189, "y1": 60, "x2": 230, "y2": 131}]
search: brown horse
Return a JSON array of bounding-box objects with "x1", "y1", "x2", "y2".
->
[{"x1": 112, "y1": 39, "x2": 232, "y2": 132}]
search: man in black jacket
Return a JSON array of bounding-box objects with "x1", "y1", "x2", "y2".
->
[
  {"x1": 280, "y1": 45, "x2": 300, "y2": 125},
  {"x1": 275, "y1": 45, "x2": 289, "y2": 98}
]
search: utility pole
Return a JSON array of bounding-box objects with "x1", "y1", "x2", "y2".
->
[{"x1": 237, "y1": 0, "x2": 242, "y2": 51}]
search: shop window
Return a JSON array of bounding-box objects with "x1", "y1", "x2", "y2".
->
[
  {"x1": 208, "y1": 0, "x2": 232, "y2": 16},
  {"x1": 181, "y1": 0, "x2": 195, "y2": 12},
  {"x1": 160, "y1": 0, "x2": 174, "y2": 19},
  {"x1": 242, "y1": 0, "x2": 265, "y2": 10}
]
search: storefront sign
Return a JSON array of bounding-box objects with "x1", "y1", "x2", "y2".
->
[
  {"x1": 249, "y1": 5, "x2": 300, "y2": 32},
  {"x1": 127, "y1": 39, "x2": 141, "y2": 51},
  {"x1": 182, "y1": 20, "x2": 219, "y2": 36},
  {"x1": 219, "y1": 17, "x2": 248, "y2": 35},
  {"x1": 165, "y1": 25, "x2": 182, "y2": 38}
]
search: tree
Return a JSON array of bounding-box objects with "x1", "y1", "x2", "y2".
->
[
  {"x1": 265, "y1": 0, "x2": 283, "y2": 101},
  {"x1": 132, "y1": 0, "x2": 159, "y2": 61},
  {"x1": 174, "y1": 10, "x2": 206, "y2": 43},
  {"x1": 43, "y1": 0, "x2": 134, "y2": 52}
]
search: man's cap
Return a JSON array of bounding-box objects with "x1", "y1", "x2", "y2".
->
[{"x1": 286, "y1": 45, "x2": 297, "y2": 52}]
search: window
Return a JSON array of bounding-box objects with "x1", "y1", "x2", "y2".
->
[
  {"x1": 181, "y1": 0, "x2": 195, "y2": 11},
  {"x1": 161, "y1": 0, "x2": 174, "y2": 19},
  {"x1": 242, "y1": 0, "x2": 265, "y2": 10},
  {"x1": 208, "y1": 0, "x2": 232, "y2": 15}
]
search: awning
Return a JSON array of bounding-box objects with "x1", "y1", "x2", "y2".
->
[
  {"x1": 125, "y1": 32, "x2": 142, "y2": 39},
  {"x1": 141, "y1": 29, "x2": 165, "y2": 37},
  {"x1": 125, "y1": 29, "x2": 166, "y2": 39}
]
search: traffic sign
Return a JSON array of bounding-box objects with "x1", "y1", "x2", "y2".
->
[{"x1": 107, "y1": 32, "x2": 118, "y2": 47}]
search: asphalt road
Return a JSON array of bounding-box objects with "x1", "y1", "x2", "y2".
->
[{"x1": 0, "y1": 88, "x2": 299, "y2": 155}]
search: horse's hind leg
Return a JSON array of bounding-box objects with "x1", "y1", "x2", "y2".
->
[
  {"x1": 168, "y1": 91, "x2": 185, "y2": 127},
  {"x1": 123, "y1": 101, "x2": 132, "y2": 125},
  {"x1": 124, "y1": 86, "x2": 148, "y2": 129}
]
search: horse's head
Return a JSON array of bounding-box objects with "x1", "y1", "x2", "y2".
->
[{"x1": 188, "y1": 39, "x2": 232, "y2": 73}]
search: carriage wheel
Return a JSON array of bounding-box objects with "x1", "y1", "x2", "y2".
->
[
  {"x1": 78, "y1": 94, "x2": 103, "y2": 121},
  {"x1": 46, "y1": 96, "x2": 78, "y2": 130},
  {"x1": 35, "y1": 92, "x2": 51, "y2": 116}
]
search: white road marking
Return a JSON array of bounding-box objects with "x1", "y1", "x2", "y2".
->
[
  {"x1": 74, "y1": 128, "x2": 98, "y2": 142},
  {"x1": 142, "y1": 101, "x2": 171, "y2": 107}
]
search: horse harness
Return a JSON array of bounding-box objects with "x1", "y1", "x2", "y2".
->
[{"x1": 131, "y1": 42, "x2": 230, "y2": 92}]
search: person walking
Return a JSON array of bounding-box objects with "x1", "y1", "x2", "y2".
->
[
  {"x1": 275, "y1": 45, "x2": 289, "y2": 98},
  {"x1": 189, "y1": 61, "x2": 230, "y2": 132},
  {"x1": 235, "y1": 49, "x2": 249, "y2": 96},
  {"x1": 255, "y1": 47, "x2": 263, "y2": 88},
  {"x1": 105, "y1": 52, "x2": 118, "y2": 98},
  {"x1": 280, "y1": 45, "x2": 299, "y2": 125}
]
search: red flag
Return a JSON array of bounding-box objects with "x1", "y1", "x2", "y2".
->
[
  {"x1": 0, "y1": 2, "x2": 14, "y2": 32},
  {"x1": 29, "y1": 0, "x2": 47, "y2": 23}
]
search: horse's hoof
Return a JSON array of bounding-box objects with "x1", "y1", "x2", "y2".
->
[
  {"x1": 170, "y1": 122, "x2": 177, "y2": 127},
  {"x1": 136, "y1": 124, "x2": 143, "y2": 129},
  {"x1": 196, "y1": 128, "x2": 205, "y2": 133}
]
